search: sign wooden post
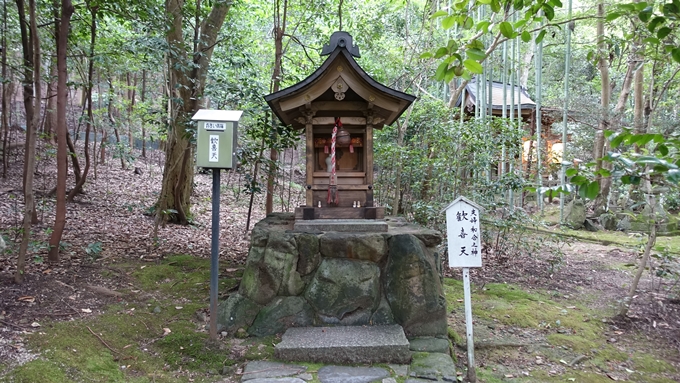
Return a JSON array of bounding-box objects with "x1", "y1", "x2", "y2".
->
[{"x1": 442, "y1": 196, "x2": 483, "y2": 383}]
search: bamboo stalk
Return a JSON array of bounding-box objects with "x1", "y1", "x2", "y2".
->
[{"x1": 560, "y1": 0, "x2": 573, "y2": 223}]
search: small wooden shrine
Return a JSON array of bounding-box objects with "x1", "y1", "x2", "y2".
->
[{"x1": 265, "y1": 32, "x2": 415, "y2": 221}]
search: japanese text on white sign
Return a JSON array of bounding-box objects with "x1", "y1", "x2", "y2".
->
[
  {"x1": 205, "y1": 122, "x2": 226, "y2": 131},
  {"x1": 445, "y1": 201, "x2": 482, "y2": 268},
  {"x1": 209, "y1": 135, "x2": 219, "y2": 163}
]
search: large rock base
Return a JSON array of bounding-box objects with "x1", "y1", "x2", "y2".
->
[{"x1": 218, "y1": 213, "x2": 447, "y2": 339}]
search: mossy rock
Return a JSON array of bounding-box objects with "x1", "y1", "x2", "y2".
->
[
  {"x1": 296, "y1": 233, "x2": 321, "y2": 276},
  {"x1": 247, "y1": 296, "x2": 314, "y2": 337},
  {"x1": 304, "y1": 258, "x2": 381, "y2": 323},
  {"x1": 240, "y1": 231, "x2": 302, "y2": 305},
  {"x1": 216, "y1": 293, "x2": 262, "y2": 333},
  {"x1": 385, "y1": 234, "x2": 447, "y2": 338},
  {"x1": 319, "y1": 232, "x2": 388, "y2": 263}
]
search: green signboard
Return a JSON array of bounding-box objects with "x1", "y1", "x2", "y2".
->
[{"x1": 193, "y1": 110, "x2": 242, "y2": 169}]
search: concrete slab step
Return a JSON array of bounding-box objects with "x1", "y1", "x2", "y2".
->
[
  {"x1": 274, "y1": 325, "x2": 411, "y2": 364},
  {"x1": 293, "y1": 219, "x2": 388, "y2": 233}
]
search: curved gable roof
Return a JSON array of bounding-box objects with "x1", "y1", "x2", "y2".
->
[{"x1": 265, "y1": 32, "x2": 415, "y2": 129}]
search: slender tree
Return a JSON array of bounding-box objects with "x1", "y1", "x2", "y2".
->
[
  {"x1": 591, "y1": 0, "x2": 610, "y2": 209},
  {"x1": 141, "y1": 69, "x2": 147, "y2": 158},
  {"x1": 593, "y1": 3, "x2": 642, "y2": 213},
  {"x1": 1, "y1": 0, "x2": 9, "y2": 178},
  {"x1": 67, "y1": 1, "x2": 97, "y2": 201},
  {"x1": 265, "y1": 0, "x2": 288, "y2": 215},
  {"x1": 16, "y1": 0, "x2": 35, "y2": 191},
  {"x1": 47, "y1": 0, "x2": 74, "y2": 263},
  {"x1": 43, "y1": 59, "x2": 57, "y2": 142},
  {"x1": 16, "y1": 0, "x2": 40, "y2": 282}
]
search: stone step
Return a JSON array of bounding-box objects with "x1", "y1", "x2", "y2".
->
[
  {"x1": 293, "y1": 219, "x2": 388, "y2": 233},
  {"x1": 274, "y1": 325, "x2": 411, "y2": 364}
]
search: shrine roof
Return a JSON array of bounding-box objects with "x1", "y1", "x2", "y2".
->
[
  {"x1": 454, "y1": 78, "x2": 536, "y2": 113},
  {"x1": 265, "y1": 32, "x2": 415, "y2": 129}
]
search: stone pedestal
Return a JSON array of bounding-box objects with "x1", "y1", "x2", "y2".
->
[{"x1": 217, "y1": 213, "x2": 447, "y2": 339}]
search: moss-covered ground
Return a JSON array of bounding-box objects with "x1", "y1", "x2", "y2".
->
[
  {"x1": 444, "y1": 278, "x2": 680, "y2": 382},
  {"x1": 534, "y1": 205, "x2": 680, "y2": 253},
  {"x1": 3, "y1": 250, "x2": 678, "y2": 383},
  {"x1": 2, "y1": 255, "x2": 251, "y2": 383}
]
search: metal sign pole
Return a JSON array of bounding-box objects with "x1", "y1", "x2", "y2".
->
[
  {"x1": 463, "y1": 267, "x2": 476, "y2": 382},
  {"x1": 209, "y1": 168, "x2": 220, "y2": 340}
]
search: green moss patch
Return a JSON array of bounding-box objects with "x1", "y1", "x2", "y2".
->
[
  {"x1": 546, "y1": 333, "x2": 598, "y2": 354},
  {"x1": 446, "y1": 281, "x2": 602, "y2": 336},
  {"x1": 242, "y1": 335, "x2": 279, "y2": 360},
  {"x1": 5, "y1": 255, "x2": 242, "y2": 383},
  {"x1": 8, "y1": 359, "x2": 70, "y2": 383},
  {"x1": 632, "y1": 353, "x2": 677, "y2": 374},
  {"x1": 444, "y1": 276, "x2": 679, "y2": 382},
  {"x1": 529, "y1": 369, "x2": 615, "y2": 383},
  {"x1": 130, "y1": 255, "x2": 239, "y2": 298}
]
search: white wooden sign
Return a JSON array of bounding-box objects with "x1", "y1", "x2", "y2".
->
[
  {"x1": 442, "y1": 196, "x2": 484, "y2": 383},
  {"x1": 442, "y1": 196, "x2": 483, "y2": 268}
]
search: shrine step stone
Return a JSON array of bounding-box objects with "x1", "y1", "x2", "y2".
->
[
  {"x1": 274, "y1": 325, "x2": 411, "y2": 364},
  {"x1": 293, "y1": 219, "x2": 388, "y2": 233}
]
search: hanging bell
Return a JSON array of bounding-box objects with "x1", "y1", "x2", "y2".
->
[{"x1": 336, "y1": 128, "x2": 351, "y2": 147}]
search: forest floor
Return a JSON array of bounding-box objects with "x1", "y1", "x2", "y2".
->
[{"x1": 1, "y1": 145, "x2": 680, "y2": 382}]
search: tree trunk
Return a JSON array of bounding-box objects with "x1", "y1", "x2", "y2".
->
[
  {"x1": 420, "y1": 144, "x2": 436, "y2": 202},
  {"x1": 43, "y1": 59, "x2": 58, "y2": 142},
  {"x1": 592, "y1": 1, "x2": 610, "y2": 209},
  {"x1": 107, "y1": 79, "x2": 125, "y2": 169},
  {"x1": 16, "y1": 0, "x2": 34, "y2": 192},
  {"x1": 157, "y1": 0, "x2": 232, "y2": 224},
  {"x1": 16, "y1": 0, "x2": 40, "y2": 282},
  {"x1": 1, "y1": 0, "x2": 8, "y2": 178},
  {"x1": 618, "y1": 189, "x2": 656, "y2": 317},
  {"x1": 47, "y1": 0, "x2": 74, "y2": 264},
  {"x1": 67, "y1": 2, "x2": 96, "y2": 201},
  {"x1": 16, "y1": 0, "x2": 38, "y2": 224},
  {"x1": 266, "y1": 12, "x2": 286, "y2": 214},
  {"x1": 100, "y1": 129, "x2": 107, "y2": 164},
  {"x1": 127, "y1": 72, "x2": 137, "y2": 149},
  {"x1": 96, "y1": 72, "x2": 106, "y2": 166},
  {"x1": 157, "y1": 120, "x2": 193, "y2": 224},
  {"x1": 66, "y1": 131, "x2": 82, "y2": 184},
  {"x1": 141, "y1": 70, "x2": 147, "y2": 158},
  {"x1": 593, "y1": 6, "x2": 642, "y2": 213},
  {"x1": 519, "y1": 39, "x2": 535, "y2": 89},
  {"x1": 633, "y1": 66, "x2": 644, "y2": 135},
  {"x1": 392, "y1": 104, "x2": 416, "y2": 215}
]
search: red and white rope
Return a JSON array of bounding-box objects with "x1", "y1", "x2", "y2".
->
[{"x1": 327, "y1": 118, "x2": 340, "y2": 205}]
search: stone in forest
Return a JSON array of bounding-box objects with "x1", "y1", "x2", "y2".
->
[
  {"x1": 617, "y1": 215, "x2": 631, "y2": 231},
  {"x1": 600, "y1": 213, "x2": 617, "y2": 231},
  {"x1": 584, "y1": 218, "x2": 600, "y2": 232},
  {"x1": 564, "y1": 199, "x2": 586, "y2": 230}
]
